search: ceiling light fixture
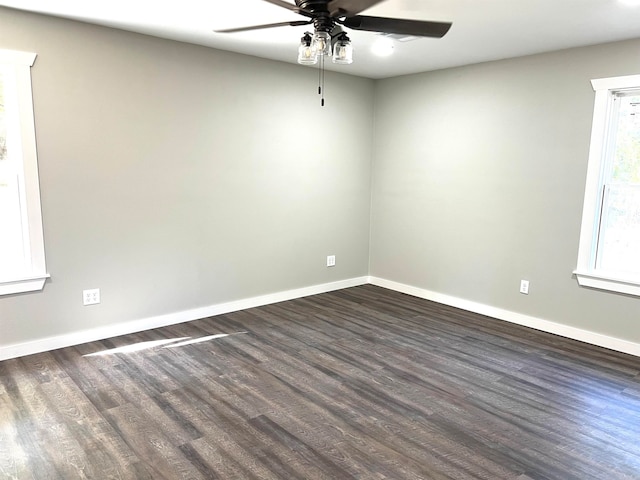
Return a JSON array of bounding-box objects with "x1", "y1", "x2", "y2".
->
[
  {"x1": 297, "y1": 30, "x2": 354, "y2": 66},
  {"x1": 371, "y1": 35, "x2": 394, "y2": 57}
]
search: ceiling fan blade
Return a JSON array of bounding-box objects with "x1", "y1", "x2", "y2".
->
[
  {"x1": 327, "y1": 0, "x2": 385, "y2": 17},
  {"x1": 215, "y1": 20, "x2": 312, "y2": 34},
  {"x1": 341, "y1": 15, "x2": 452, "y2": 38},
  {"x1": 261, "y1": 0, "x2": 313, "y2": 17}
]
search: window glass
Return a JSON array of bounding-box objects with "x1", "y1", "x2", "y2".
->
[
  {"x1": 0, "y1": 50, "x2": 47, "y2": 295},
  {"x1": 0, "y1": 69, "x2": 28, "y2": 275},
  {"x1": 596, "y1": 93, "x2": 640, "y2": 275}
]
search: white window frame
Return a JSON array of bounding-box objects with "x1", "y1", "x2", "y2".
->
[
  {"x1": 575, "y1": 74, "x2": 640, "y2": 296},
  {"x1": 0, "y1": 49, "x2": 48, "y2": 295}
]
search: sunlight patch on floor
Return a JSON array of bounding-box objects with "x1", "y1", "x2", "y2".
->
[{"x1": 83, "y1": 332, "x2": 248, "y2": 357}]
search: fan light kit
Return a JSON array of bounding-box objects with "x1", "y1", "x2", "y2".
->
[
  {"x1": 216, "y1": 0, "x2": 452, "y2": 105},
  {"x1": 298, "y1": 31, "x2": 352, "y2": 65}
]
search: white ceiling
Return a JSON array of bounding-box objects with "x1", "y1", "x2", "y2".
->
[{"x1": 3, "y1": 0, "x2": 640, "y2": 78}]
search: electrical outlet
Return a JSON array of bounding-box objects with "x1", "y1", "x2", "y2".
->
[
  {"x1": 520, "y1": 280, "x2": 530, "y2": 295},
  {"x1": 327, "y1": 255, "x2": 336, "y2": 267},
  {"x1": 83, "y1": 288, "x2": 100, "y2": 306}
]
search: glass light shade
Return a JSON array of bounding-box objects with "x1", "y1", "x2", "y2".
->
[
  {"x1": 311, "y1": 31, "x2": 332, "y2": 56},
  {"x1": 298, "y1": 43, "x2": 317, "y2": 65},
  {"x1": 332, "y1": 38, "x2": 353, "y2": 64}
]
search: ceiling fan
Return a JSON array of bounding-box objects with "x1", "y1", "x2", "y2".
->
[
  {"x1": 215, "y1": 0, "x2": 451, "y2": 105},
  {"x1": 215, "y1": 0, "x2": 451, "y2": 37},
  {"x1": 215, "y1": 0, "x2": 452, "y2": 64}
]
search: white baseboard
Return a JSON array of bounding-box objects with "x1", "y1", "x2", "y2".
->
[
  {"x1": 3, "y1": 275, "x2": 638, "y2": 361},
  {"x1": 368, "y1": 276, "x2": 640, "y2": 357},
  {"x1": 0, "y1": 276, "x2": 369, "y2": 361}
]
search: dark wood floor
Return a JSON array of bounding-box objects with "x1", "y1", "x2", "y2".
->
[{"x1": 1, "y1": 285, "x2": 639, "y2": 479}]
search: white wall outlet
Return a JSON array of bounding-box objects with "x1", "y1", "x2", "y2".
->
[
  {"x1": 83, "y1": 288, "x2": 100, "y2": 306},
  {"x1": 520, "y1": 280, "x2": 530, "y2": 295},
  {"x1": 327, "y1": 255, "x2": 336, "y2": 267}
]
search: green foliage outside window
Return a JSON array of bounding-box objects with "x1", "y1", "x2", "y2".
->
[{"x1": 612, "y1": 95, "x2": 640, "y2": 184}]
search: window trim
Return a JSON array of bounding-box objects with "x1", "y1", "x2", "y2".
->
[
  {"x1": 0, "y1": 49, "x2": 48, "y2": 295},
  {"x1": 574, "y1": 74, "x2": 640, "y2": 296}
]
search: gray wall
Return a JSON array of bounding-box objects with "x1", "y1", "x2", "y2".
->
[
  {"x1": 2, "y1": 6, "x2": 639, "y2": 353},
  {"x1": 370, "y1": 39, "x2": 640, "y2": 343},
  {"x1": 0, "y1": 8, "x2": 374, "y2": 348}
]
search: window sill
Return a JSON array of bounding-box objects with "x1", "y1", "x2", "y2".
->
[
  {"x1": 0, "y1": 274, "x2": 50, "y2": 296},
  {"x1": 574, "y1": 270, "x2": 640, "y2": 297}
]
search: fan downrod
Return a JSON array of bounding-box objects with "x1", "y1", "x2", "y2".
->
[{"x1": 296, "y1": 1, "x2": 335, "y2": 31}]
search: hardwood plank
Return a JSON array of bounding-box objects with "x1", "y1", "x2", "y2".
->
[
  {"x1": 102, "y1": 403, "x2": 205, "y2": 479},
  {"x1": 0, "y1": 285, "x2": 638, "y2": 479}
]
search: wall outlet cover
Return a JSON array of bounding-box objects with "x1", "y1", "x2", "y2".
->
[{"x1": 83, "y1": 288, "x2": 101, "y2": 305}]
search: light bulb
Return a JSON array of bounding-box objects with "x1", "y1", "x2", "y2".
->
[
  {"x1": 297, "y1": 32, "x2": 317, "y2": 65},
  {"x1": 332, "y1": 33, "x2": 353, "y2": 64},
  {"x1": 312, "y1": 31, "x2": 332, "y2": 56},
  {"x1": 371, "y1": 36, "x2": 394, "y2": 57},
  {"x1": 298, "y1": 44, "x2": 317, "y2": 65}
]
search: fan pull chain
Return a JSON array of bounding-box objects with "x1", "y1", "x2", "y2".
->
[
  {"x1": 318, "y1": 54, "x2": 322, "y2": 96},
  {"x1": 322, "y1": 55, "x2": 326, "y2": 107},
  {"x1": 318, "y1": 55, "x2": 325, "y2": 107}
]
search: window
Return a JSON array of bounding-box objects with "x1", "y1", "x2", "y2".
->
[
  {"x1": 0, "y1": 49, "x2": 48, "y2": 295},
  {"x1": 575, "y1": 74, "x2": 640, "y2": 296}
]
